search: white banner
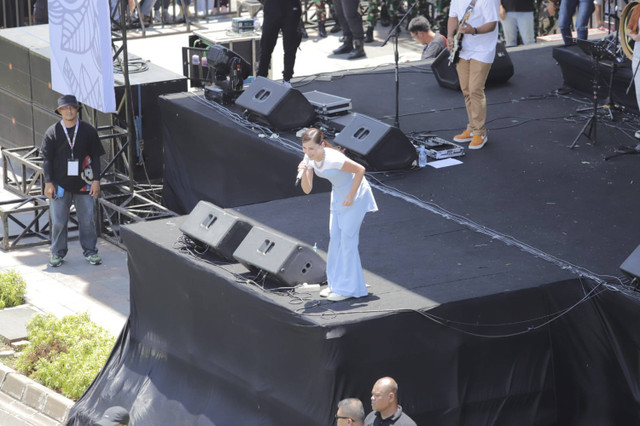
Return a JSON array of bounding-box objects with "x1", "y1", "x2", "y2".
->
[{"x1": 48, "y1": 0, "x2": 116, "y2": 113}]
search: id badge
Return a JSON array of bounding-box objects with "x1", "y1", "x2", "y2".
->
[{"x1": 67, "y1": 160, "x2": 79, "y2": 176}]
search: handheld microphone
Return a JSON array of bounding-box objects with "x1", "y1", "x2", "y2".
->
[{"x1": 295, "y1": 168, "x2": 305, "y2": 187}]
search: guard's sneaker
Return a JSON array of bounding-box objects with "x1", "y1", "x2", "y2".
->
[
  {"x1": 86, "y1": 254, "x2": 102, "y2": 265},
  {"x1": 469, "y1": 134, "x2": 488, "y2": 150},
  {"x1": 49, "y1": 255, "x2": 63, "y2": 267},
  {"x1": 635, "y1": 129, "x2": 640, "y2": 139},
  {"x1": 453, "y1": 129, "x2": 473, "y2": 142}
]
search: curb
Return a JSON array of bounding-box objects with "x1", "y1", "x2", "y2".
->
[{"x1": 0, "y1": 363, "x2": 74, "y2": 425}]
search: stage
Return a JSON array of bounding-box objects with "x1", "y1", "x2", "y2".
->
[{"x1": 68, "y1": 43, "x2": 640, "y2": 425}]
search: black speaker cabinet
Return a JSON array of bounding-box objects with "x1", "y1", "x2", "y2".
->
[
  {"x1": 333, "y1": 113, "x2": 417, "y2": 171},
  {"x1": 180, "y1": 200, "x2": 253, "y2": 261},
  {"x1": 621, "y1": 244, "x2": 640, "y2": 281},
  {"x1": 431, "y1": 42, "x2": 514, "y2": 91},
  {"x1": 233, "y1": 226, "x2": 327, "y2": 287},
  {"x1": 235, "y1": 76, "x2": 316, "y2": 130}
]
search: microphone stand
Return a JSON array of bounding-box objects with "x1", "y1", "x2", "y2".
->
[{"x1": 380, "y1": 2, "x2": 417, "y2": 129}]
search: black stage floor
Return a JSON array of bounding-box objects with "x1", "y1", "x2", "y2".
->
[
  {"x1": 70, "y1": 44, "x2": 640, "y2": 426},
  {"x1": 235, "y1": 43, "x2": 640, "y2": 289}
]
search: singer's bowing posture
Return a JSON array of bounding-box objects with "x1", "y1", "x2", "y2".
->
[{"x1": 297, "y1": 128, "x2": 378, "y2": 302}]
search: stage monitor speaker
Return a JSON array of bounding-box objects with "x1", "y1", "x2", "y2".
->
[
  {"x1": 333, "y1": 113, "x2": 417, "y2": 171},
  {"x1": 621, "y1": 244, "x2": 640, "y2": 282},
  {"x1": 233, "y1": 226, "x2": 327, "y2": 287},
  {"x1": 180, "y1": 200, "x2": 253, "y2": 261},
  {"x1": 431, "y1": 42, "x2": 514, "y2": 90},
  {"x1": 235, "y1": 76, "x2": 316, "y2": 130}
]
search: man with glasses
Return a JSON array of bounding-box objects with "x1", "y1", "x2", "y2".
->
[
  {"x1": 365, "y1": 377, "x2": 417, "y2": 425},
  {"x1": 336, "y1": 398, "x2": 365, "y2": 425}
]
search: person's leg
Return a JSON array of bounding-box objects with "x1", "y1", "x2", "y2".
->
[
  {"x1": 633, "y1": 48, "x2": 640, "y2": 137},
  {"x1": 281, "y1": 9, "x2": 302, "y2": 82},
  {"x1": 558, "y1": 0, "x2": 578, "y2": 45},
  {"x1": 467, "y1": 59, "x2": 492, "y2": 136},
  {"x1": 516, "y1": 11, "x2": 536, "y2": 45},
  {"x1": 50, "y1": 190, "x2": 72, "y2": 259},
  {"x1": 326, "y1": 210, "x2": 340, "y2": 291},
  {"x1": 342, "y1": 0, "x2": 363, "y2": 39},
  {"x1": 326, "y1": 207, "x2": 368, "y2": 298},
  {"x1": 575, "y1": 0, "x2": 594, "y2": 40},
  {"x1": 456, "y1": 58, "x2": 473, "y2": 133},
  {"x1": 332, "y1": 0, "x2": 353, "y2": 53},
  {"x1": 257, "y1": 12, "x2": 282, "y2": 77},
  {"x1": 73, "y1": 193, "x2": 98, "y2": 257},
  {"x1": 501, "y1": 12, "x2": 518, "y2": 47}
]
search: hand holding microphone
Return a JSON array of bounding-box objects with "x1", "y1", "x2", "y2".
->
[{"x1": 295, "y1": 159, "x2": 309, "y2": 187}]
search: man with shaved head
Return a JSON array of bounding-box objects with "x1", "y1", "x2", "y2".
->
[{"x1": 365, "y1": 377, "x2": 417, "y2": 426}]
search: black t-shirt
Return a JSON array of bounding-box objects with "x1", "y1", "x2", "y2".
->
[
  {"x1": 501, "y1": 0, "x2": 535, "y2": 12},
  {"x1": 41, "y1": 120, "x2": 105, "y2": 193}
]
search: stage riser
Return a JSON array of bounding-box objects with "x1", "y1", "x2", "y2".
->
[{"x1": 69, "y1": 218, "x2": 640, "y2": 426}]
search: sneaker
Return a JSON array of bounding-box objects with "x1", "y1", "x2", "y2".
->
[
  {"x1": 86, "y1": 253, "x2": 102, "y2": 265},
  {"x1": 282, "y1": 80, "x2": 292, "y2": 88},
  {"x1": 469, "y1": 134, "x2": 488, "y2": 150},
  {"x1": 327, "y1": 292, "x2": 350, "y2": 302},
  {"x1": 635, "y1": 130, "x2": 640, "y2": 139},
  {"x1": 49, "y1": 255, "x2": 63, "y2": 267},
  {"x1": 453, "y1": 129, "x2": 473, "y2": 143},
  {"x1": 319, "y1": 287, "x2": 331, "y2": 297}
]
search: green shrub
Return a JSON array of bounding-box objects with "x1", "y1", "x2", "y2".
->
[
  {"x1": 14, "y1": 312, "x2": 115, "y2": 400},
  {"x1": 0, "y1": 269, "x2": 26, "y2": 309}
]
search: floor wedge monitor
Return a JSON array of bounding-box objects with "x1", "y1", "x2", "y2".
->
[
  {"x1": 180, "y1": 200, "x2": 253, "y2": 261},
  {"x1": 235, "y1": 76, "x2": 316, "y2": 130},
  {"x1": 233, "y1": 226, "x2": 327, "y2": 287},
  {"x1": 333, "y1": 113, "x2": 417, "y2": 170}
]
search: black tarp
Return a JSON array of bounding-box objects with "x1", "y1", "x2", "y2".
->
[
  {"x1": 159, "y1": 92, "x2": 330, "y2": 214},
  {"x1": 67, "y1": 219, "x2": 640, "y2": 425}
]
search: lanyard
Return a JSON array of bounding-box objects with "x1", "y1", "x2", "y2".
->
[{"x1": 61, "y1": 120, "x2": 79, "y2": 158}]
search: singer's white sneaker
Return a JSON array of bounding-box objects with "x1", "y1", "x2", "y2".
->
[
  {"x1": 319, "y1": 287, "x2": 331, "y2": 297},
  {"x1": 327, "y1": 292, "x2": 350, "y2": 302}
]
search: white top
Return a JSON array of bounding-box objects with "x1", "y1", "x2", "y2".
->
[
  {"x1": 304, "y1": 148, "x2": 378, "y2": 213},
  {"x1": 449, "y1": 0, "x2": 500, "y2": 63}
]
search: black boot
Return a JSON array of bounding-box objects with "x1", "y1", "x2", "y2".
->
[
  {"x1": 390, "y1": 14, "x2": 399, "y2": 32},
  {"x1": 364, "y1": 26, "x2": 374, "y2": 43},
  {"x1": 330, "y1": 21, "x2": 342, "y2": 33},
  {"x1": 318, "y1": 21, "x2": 327, "y2": 38},
  {"x1": 333, "y1": 39, "x2": 353, "y2": 54},
  {"x1": 380, "y1": 5, "x2": 390, "y2": 27},
  {"x1": 347, "y1": 39, "x2": 366, "y2": 59}
]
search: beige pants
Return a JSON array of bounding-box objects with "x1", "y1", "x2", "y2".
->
[{"x1": 456, "y1": 58, "x2": 492, "y2": 137}]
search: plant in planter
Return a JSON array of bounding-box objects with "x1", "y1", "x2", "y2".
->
[
  {"x1": 14, "y1": 312, "x2": 116, "y2": 400},
  {"x1": 0, "y1": 269, "x2": 26, "y2": 309}
]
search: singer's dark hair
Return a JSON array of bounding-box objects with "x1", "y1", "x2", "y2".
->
[{"x1": 301, "y1": 128, "x2": 323, "y2": 145}]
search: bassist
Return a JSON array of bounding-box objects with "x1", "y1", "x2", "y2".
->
[{"x1": 447, "y1": 0, "x2": 499, "y2": 150}]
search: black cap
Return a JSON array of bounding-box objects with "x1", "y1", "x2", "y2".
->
[
  {"x1": 95, "y1": 406, "x2": 130, "y2": 425},
  {"x1": 55, "y1": 94, "x2": 81, "y2": 114}
]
